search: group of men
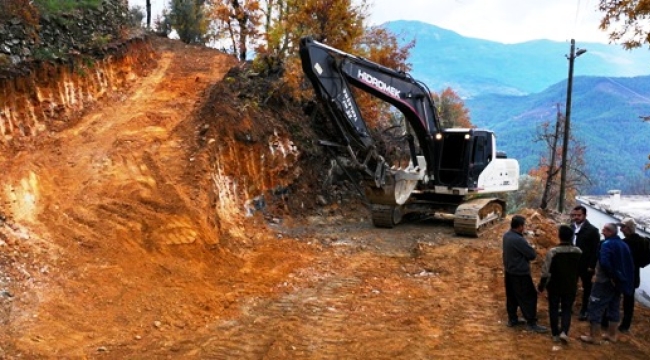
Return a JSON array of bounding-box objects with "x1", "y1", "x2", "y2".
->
[{"x1": 502, "y1": 205, "x2": 645, "y2": 344}]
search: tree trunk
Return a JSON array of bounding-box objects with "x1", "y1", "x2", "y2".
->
[{"x1": 540, "y1": 104, "x2": 562, "y2": 210}]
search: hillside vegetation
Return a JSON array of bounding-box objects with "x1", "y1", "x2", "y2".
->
[{"x1": 468, "y1": 75, "x2": 650, "y2": 194}]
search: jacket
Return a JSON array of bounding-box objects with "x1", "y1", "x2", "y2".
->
[
  {"x1": 502, "y1": 229, "x2": 537, "y2": 275},
  {"x1": 623, "y1": 233, "x2": 646, "y2": 288},
  {"x1": 538, "y1": 243, "x2": 582, "y2": 295},
  {"x1": 596, "y1": 235, "x2": 635, "y2": 296},
  {"x1": 573, "y1": 220, "x2": 600, "y2": 273}
]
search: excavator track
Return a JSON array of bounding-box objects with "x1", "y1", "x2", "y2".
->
[
  {"x1": 453, "y1": 198, "x2": 505, "y2": 237},
  {"x1": 371, "y1": 205, "x2": 403, "y2": 228}
]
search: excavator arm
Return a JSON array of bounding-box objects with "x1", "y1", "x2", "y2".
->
[{"x1": 299, "y1": 37, "x2": 442, "y2": 187}]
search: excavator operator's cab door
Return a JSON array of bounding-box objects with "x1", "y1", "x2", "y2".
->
[
  {"x1": 437, "y1": 130, "x2": 492, "y2": 190},
  {"x1": 468, "y1": 131, "x2": 493, "y2": 188}
]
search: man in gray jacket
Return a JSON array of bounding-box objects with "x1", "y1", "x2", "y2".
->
[{"x1": 503, "y1": 215, "x2": 547, "y2": 333}]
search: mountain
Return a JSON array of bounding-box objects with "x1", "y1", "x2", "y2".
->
[
  {"x1": 383, "y1": 20, "x2": 650, "y2": 195},
  {"x1": 467, "y1": 75, "x2": 650, "y2": 194},
  {"x1": 384, "y1": 20, "x2": 650, "y2": 97}
]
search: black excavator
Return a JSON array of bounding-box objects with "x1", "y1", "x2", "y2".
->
[{"x1": 299, "y1": 37, "x2": 519, "y2": 236}]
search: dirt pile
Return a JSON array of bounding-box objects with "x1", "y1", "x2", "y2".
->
[{"x1": 1, "y1": 36, "x2": 650, "y2": 359}]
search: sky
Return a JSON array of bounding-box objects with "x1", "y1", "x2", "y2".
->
[
  {"x1": 367, "y1": 0, "x2": 610, "y2": 44},
  {"x1": 128, "y1": 0, "x2": 611, "y2": 44}
]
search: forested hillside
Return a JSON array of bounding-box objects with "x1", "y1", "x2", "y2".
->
[{"x1": 467, "y1": 75, "x2": 650, "y2": 194}]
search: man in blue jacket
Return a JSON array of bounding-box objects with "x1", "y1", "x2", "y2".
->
[
  {"x1": 580, "y1": 223, "x2": 634, "y2": 344},
  {"x1": 503, "y1": 215, "x2": 547, "y2": 333}
]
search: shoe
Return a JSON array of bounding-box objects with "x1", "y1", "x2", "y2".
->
[
  {"x1": 559, "y1": 332, "x2": 570, "y2": 344},
  {"x1": 578, "y1": 312, "x2": 588, "y2": 321},
  {"x1": 618, "y1": 327, "x2": 630, "y2": 334},
  {"x1": 580, "y1": 335, "x2": 597, "y2": 344},
  {"x1": 552, "y1": 335, "x2": 560, "y2": 343},
  {"x1": 602, "y1": 334, "x2": 617, "y2": 343},
  {"x1": 507, "y1": 319, "x2": 526, "y2": 327},
  {"x1": 527, "y1": 324, "x2": 548, "y2": 333}
]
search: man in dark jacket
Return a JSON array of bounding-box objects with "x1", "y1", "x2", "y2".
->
[
  {"x1": 570, "y1": 205, "x2": 600, "y2": 320},
  {"x1": 538, "y1": 225, "x2": 582, "y2": 343},
  {"x1": 503, "y1": 215, "x2": 547, "y2": 333},
  {"x1": 617, "y1": 218, "x2": 647, "y2": 333},
  {"x1": 580, "y1": 223, "x2": 634, "y2": 344}
]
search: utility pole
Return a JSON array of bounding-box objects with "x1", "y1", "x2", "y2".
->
[
  {"x1": 558, "y1": 39, "x2": 586, "y2": 213},
  {"x1": 146, "y1": 0, "x2": 152, "y2": 29}
]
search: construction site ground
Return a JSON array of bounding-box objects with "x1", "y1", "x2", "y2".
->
[{"x1": 1, "y1": 37, "x2": 650, "y2": 359}]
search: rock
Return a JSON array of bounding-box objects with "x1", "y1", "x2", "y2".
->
[{"x1": 316, "y1": 195, "x2": 328, "y2": 206}]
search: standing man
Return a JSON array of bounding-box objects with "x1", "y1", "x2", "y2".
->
[
  {"x1": 570, "y1": 205, "x2": 600, "y2": 320},
  {"x1": 537, "y1": 225, "x2": 582, "y2": 343},
  {"x1": 580, "y1": 223, "x2": 634, "y2": 344},
  {"x1": 503, "y1": 215, "x2": 547, "y2": 333},
  {"x1": 617, "y1": 218, "x2": 647, "y2": 333}
]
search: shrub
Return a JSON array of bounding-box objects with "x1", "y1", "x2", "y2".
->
[
  {"x1": 0, "y1": 0, "x2": 40, "y2": 26},
  {"x1": 33, "y1": 0, "x2": 102, "y2": 14}
]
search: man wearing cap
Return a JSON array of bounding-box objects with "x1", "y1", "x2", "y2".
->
[
  {"x1": 617, "y1": 218, "x2": 646, "y2": 333},
  {"x1": 570, "y1": 205, "x2": 600, "y2": 321},
  {"x1": 580, "y1": 223, "x2": 634, "y2": 344}
]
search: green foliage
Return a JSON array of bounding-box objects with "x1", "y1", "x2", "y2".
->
[
  {"x1": 0, "y1": 54, "x2": 11, "y2": 67},
  {"x1": 167, "y1": 0, "x2": 209, "y2": 44},
  {"x1": 33, "y1": 0, "x2": 102, "y2": 14},
  {"x1": 32, "y1": 47, "x2": 65, "y2": 61},
  {"x1": 91, "y1": 33, "x2": 113, "y2": 47},
  {"x1": 128, "y1": 5, "x2": 146, "y2": 27},
  {"x1": 506, "y1": 175, "x2": 543, "y2": 213},
  {"x1": 153, "y1": 10, "x2": 173, "y2": 37},
  {"x1": 0, "y1": 0, "x2": 40, "y2": 26}
]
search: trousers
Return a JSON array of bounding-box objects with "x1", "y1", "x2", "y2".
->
[{"x1": 505, "y1": 272, "x2": 538, "y2": 325}]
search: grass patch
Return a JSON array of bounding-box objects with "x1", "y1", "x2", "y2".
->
[{"x1": 34, "y1": 0, "x2": 102, "y2": 14}]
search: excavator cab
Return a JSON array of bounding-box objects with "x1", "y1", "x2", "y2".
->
[{"x1": 437, "y1": 129, "x2": 493, "y2": 189}]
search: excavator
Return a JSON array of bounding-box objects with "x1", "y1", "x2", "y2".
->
[{"x1": 299, "y1": 37, "x2": 519, "y2": 236}]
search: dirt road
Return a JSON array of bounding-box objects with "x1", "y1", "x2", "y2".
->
[{"x1": 1, "y1": 37, "x2": 649, "y2": 359}]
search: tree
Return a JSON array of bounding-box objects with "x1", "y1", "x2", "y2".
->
[
  {"x1": 506, "y1": 174, "x2": 544, "y2": 213},
  {"x1": 598, "y1": 0, "x2": 650, "y2": 49},
  {"x1": 598, "y1": 2, "x2": 650, "y2": 172},
  {"x1": 538, "y1": 104, "x2": 562, "y2": 210},
  {"x1": 209, "y1": 0, "x2": 262, "y2": 61},
  {"x1": 168, "y1": 0, "x2": 209, "y2": 44},
  {"x1": 530, "y1": 108, "x2": 591, "y2": 212},
  {"x1": 430, "y1": 87, "x2": 473, "y2": 128},
  {"x1": 269, "y1": 0, "x2": 369, "y2": 95}
]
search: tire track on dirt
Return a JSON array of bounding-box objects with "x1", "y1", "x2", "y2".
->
[{"x1": 171, "y1": 237, "x2": 536, "y2": 359}]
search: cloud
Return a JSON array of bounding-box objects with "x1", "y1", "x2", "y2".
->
[{"x1": 367, "y1": 0, "x2": 610, "y2": 44}]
